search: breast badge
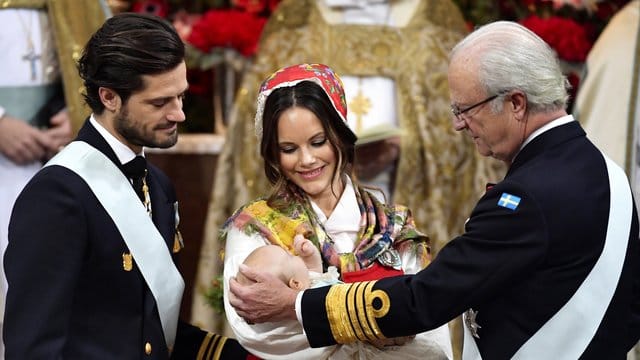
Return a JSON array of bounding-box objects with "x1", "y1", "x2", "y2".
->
[
  {"x1": 464, "y1": 308, "x2": 481, "y2": 338},
  {"x1": 122, "y1": 252, "x2": 133, "y2": 271},
  {"x1": 173, "y1": 202, "x2": 184, "y2": 253}
]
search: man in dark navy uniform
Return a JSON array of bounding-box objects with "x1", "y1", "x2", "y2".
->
[
  {"x1": 228, "y1": 21, "x2": 640, "y2": 359},
  {"x1": 4, "y1": 13, "x2": 255, "y2": 360}
]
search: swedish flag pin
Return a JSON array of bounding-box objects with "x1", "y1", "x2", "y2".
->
[{"x1": 498, "y1": 192, "x2": 521, "y2": 210}]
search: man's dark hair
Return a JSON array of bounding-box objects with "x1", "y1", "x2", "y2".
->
[{"x1": 78, "y1": 13, "x2": 185, "y2": 114}]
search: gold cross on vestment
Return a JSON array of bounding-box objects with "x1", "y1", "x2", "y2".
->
[{"x1": 348, "y1": 89, "x2": 371, "y2": 134}]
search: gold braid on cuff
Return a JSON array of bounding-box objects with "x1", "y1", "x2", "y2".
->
[{"x1": 325, "y1": 281, "x2": 390, "y2": 344}]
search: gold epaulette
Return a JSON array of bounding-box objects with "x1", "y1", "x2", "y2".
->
[
  {"x1": 325, "y1": 281, "x2": 390, "y2": 344},
  {"x1": 196, "y1": 333, "x2": 227, "y2": 360}
]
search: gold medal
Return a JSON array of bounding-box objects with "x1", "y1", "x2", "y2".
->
[
  {"x1": 122, "y1": 252, "x2": 133, "y2": 271},
  {"x1": 173, "y1": 230, "x2": 184, "y2": 253}
]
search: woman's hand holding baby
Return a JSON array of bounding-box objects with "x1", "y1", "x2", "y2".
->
[{"x1": 293, "y1": 234, "x2": 323, "y2": 273}]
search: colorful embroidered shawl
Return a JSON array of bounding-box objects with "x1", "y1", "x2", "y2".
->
[{"x1": 220, "y1": 183, "x2": 431, "y2": 274}]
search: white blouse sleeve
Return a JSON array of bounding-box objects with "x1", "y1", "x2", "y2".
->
[
  {"x1": 400, "y1": 245, "x2": 425, "y2": 275},
  {"x1": 222, "y1": 227, "x2": 336, "y2": 359}
]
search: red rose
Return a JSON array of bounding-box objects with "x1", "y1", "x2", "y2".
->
[
  {"x1": 521, "y1": 15, "x2": 592, "y2": 62},
  {"x1": 187, "y1": 9, "x2": 267, "y2": 57},
  {"x1": 232, "y1": 0, "x2": 282, "y2": 13},
  {"x1": 232, "y1": 0, "x2": 267, "y2": 13}
]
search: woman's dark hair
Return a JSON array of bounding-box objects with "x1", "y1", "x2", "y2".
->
[
  {"x1": 260, "y1": 81, "x2": 357, "y2": 200},
  {"x1": 77, "y1": 13, "x2": 185, "y2": 114}
]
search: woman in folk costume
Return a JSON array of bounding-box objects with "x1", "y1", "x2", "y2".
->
[
  {"x1": 192, "y1": 1, "x2": 504, "y2": 349},
  {"x1": 221, "y1": 63, "x2": 453, "y2": 359}
]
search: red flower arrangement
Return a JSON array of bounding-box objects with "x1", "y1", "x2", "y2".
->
[
  {"x1": 520, "y1": 15, "x2": 591, "y2": 62},
  {"x1": 128, "y1": 0, "x2": 282, "y2": 133},
  {"x1": 455, "y1": 0, "x2": 629, "y2": 61},
  {"x1": 187, "y1": 9, "x2": 267, "y2": 57},
  {"x1": 130, "y1": 0, "x2": 281, "y2": 58},
  {"x1": 232, "y1": 0, "x2": 280, "y2": 13}
]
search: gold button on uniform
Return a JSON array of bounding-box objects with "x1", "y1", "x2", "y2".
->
[{"x1": 144, "y1": 342, "x2": 152, "y2": 355}]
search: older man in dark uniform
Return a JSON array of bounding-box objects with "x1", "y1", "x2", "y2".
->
[
  {"x1": 228, "y1": 21, "x2": 640, "y2": 359},
  {"x1": 4, "y1": 13, "x2": 254, "y2": 359}
]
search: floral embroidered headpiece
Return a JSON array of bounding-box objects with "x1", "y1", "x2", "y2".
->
[{"x1": 254, "y1": 63, "x2": 354, "y2": 139}]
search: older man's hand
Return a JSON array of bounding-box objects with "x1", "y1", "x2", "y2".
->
[{"x1": 229, "y1": 264, "x2": 299, "y2": 323}]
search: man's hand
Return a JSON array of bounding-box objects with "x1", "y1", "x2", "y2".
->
[
  {"x1": 0, "y1": 115, "x2": 52, "y2": 164},
  {"x1": 293, "y1": 234, "x2": 322, "y2": 273},
  {"x1": 44, "y1": 109, "x2": 73, "y2": 160},
  {"x1": 229, "y1": 264, "x2": 299, "y2": 323}
]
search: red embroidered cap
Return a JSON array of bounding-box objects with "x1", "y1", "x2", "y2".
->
[{"x1": 254, "y1": 63, "x2": 354, "y2": 139}]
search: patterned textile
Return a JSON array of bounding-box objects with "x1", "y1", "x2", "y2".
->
[
  {"x1": 254, "y1": 63, "x2": 354, "y2": 140},
  {"x1": 220, "y1": 182, "x2": 430, "y2": 275}
]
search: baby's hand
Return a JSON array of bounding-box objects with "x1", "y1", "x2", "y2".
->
[
  {"x1": 293, "y1": 234, "x2": 322, "y2": 273},
  {"x1": 293, "y1": 234, "x2": 315, "y2": 256}
]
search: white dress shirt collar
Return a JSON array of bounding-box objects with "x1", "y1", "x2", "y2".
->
[
  {"x1": 89, "y1": 115, "x2": 143, "y2": 165},
  {"x1": 309, "y1": 176, "x2": 361, "y2": 252}
]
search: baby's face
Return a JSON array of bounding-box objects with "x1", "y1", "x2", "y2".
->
[
  {"x1": 272, "y1": 247, "x2": 311, "y2": 290},
  {"x1": 287, "y1": 253, "x2": 311, "y2": 289}
]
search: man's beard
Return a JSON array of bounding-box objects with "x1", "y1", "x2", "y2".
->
[{"x1": 115, "y1": 107, "x2": 178, "y2": 149}]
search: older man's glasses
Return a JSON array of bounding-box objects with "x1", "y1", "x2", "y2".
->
[{"x1": 451, "y1": 94, "x2": 499, "y2": 122}]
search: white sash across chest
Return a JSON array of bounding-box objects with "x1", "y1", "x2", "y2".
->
[
  {"x1": 45, "y1": 141, "x2": 184, "y2": 348},
  {"x1": 463, "y1": 154, "x2": 633, "y2": 360}
]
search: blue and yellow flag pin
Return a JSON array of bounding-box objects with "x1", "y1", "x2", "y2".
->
[{"x1": 498, "y1": 193, "x2": 521, "y2": 210}]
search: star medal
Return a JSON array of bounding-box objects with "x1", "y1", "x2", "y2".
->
[{"x1": 464, "y1": 308, "x2": 481, "y2": 338}]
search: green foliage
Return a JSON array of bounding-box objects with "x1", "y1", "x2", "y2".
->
[{"x1": 203, "y1": 274, "x2": 226, "y2": 314}]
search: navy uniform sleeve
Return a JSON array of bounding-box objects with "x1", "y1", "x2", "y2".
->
[
  {"x1": 302, "y1": 181, "x2": 548, "y2": 347},
  {"x1": 4, "y1": 167, "x2": 87, "y2": 358},
  {"x1": 171, "y1": 322, "x2": 258, "y2": 360}
]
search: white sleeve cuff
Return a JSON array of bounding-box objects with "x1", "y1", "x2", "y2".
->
[{"x1": 295, "y1": 290, "x2": 305, "y2": 327}]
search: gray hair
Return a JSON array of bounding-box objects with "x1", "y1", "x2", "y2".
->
[{"x1": 450, "y1": 21, "x2": 570, "y2": 114}]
